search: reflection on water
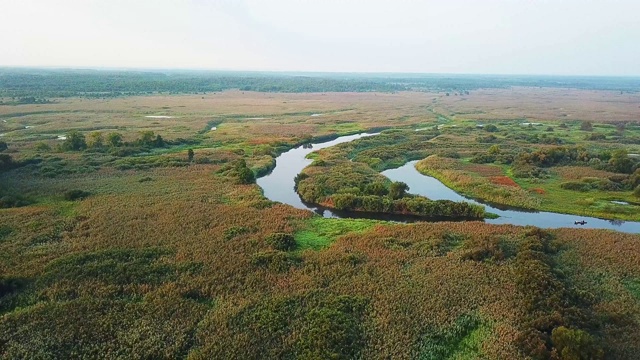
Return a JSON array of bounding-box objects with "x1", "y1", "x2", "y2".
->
[
  {"x1": 257, "y1": 133, "x2": 378, "y2": 212},
  {"x1": 383, "y1": 161, "x2": 640, "y2": 234},
  {"x1": 257, "y1": 134, "x2": 640, "y2": 234}
]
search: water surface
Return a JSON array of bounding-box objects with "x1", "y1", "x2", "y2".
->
[
  {"x1": 257, "y1": 133, "x2": 377, "y2": 216},
  {"x1": 383, "y1": 161, "x2": 640, "y2": 233},
  {"x1": 258, "y1": 134, "x2": 640, "y2": 234}
]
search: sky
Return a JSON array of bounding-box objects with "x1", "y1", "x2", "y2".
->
[{"x1": 2, "y1": 0, "x2": 639, "y2": 76}]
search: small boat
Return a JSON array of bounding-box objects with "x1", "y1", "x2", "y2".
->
[{"x1": 574, "y1": 220, "x2": 587, "y2": 225}]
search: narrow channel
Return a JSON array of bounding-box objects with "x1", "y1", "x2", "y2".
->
[{"x1": 257, "y1": 132, "x2": 377, "y2": 217}]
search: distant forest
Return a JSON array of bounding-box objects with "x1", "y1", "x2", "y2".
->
[{"x1": 1, "y1": 68, "x2": 639, "y2": 98}]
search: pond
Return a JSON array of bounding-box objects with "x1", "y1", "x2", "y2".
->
[{"x1": 257, "y1": 133, "x2": 640, "y2": 233}]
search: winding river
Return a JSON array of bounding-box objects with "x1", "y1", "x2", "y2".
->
[{"x1": 257, "y1": 133, "x2": 640, "y2": 234}]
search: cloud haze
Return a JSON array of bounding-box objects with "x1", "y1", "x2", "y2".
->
[{"x1": 2, "y1": 0, "x2": 639, "y2": 75}]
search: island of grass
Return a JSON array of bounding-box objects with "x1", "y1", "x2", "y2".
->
[{"x1": 294, "y1": 134, "x2": 486, "y2": 220}]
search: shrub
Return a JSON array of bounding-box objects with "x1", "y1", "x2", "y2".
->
[
  {"x1": 580, "y1": 121, "x2": 593, "y2": 131},
  {"x1": 232, "y1": 159, "x2": 256, "y2": 185},
  {"x1": 389, "y1": 181, "x2": 408, "y2": 200},
  {"x1": 265, "y1": 233, "x2": 296, "y2": 251},
  {"x1": 106, "y1": 132, "x2": 123, "y2": 147},
  {"x1": 332, "y1": 193, "x2": 358, "y2": 210},
  {"x1": 63, "y1": 190, "x2": 91, "y2": 201},
  {"x1": 250, "y1": 251, "x2": 301, "y2": 272},
  {"x1": 551, "y1": 326, "x2": 604, "y2": 360},
  {"x1": 560, "y1": 181, "x2": 592, "y2": 192},
  {"x1": 484, "y1": 124, "x2": 498, "y2": 132},
  {"x1": 364, "y1": 182, "x2": 388, "y2": 196},
  {"x1": 223, "y1": 226, "x2": 252, "y2": 241},
  {"x1": 61, "y1": 131, "x2": 87, "y2": 151},
  {"x1": 0, "y1": 194, "x2": 31, "y2": 208},
  {"x1": 34, "y1": 142, "x2": 51, "y2": 151}
]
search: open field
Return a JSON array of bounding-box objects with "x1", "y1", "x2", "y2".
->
[
  {"x1": 0, "y1": 91, "x2": 438, "y2": 147},
  {"x1": 437, "y1": 87, "x2": 640, "y2": 123},
  {"x1": 2, "y1": 81, "x2": 640, "y2": 358}
]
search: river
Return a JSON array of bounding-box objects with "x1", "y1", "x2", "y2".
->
[{"x1": 257, "y1": 133, "x2": 640, "y2": 233}]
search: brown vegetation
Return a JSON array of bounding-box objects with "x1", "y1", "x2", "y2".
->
[{"x1": 2, "y1": 89, "x2": 640, "y2": 358}]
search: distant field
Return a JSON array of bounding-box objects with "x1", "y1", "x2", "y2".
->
[{"x1": 438, "y1": 87, "x2": 640, "y2": 123}]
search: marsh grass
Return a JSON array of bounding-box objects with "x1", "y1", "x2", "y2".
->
[
  {"x1": 1, "y1": 90, "x2": 640, "y2": 358},
  {"x1": 294, "y1": 217, "x2": 383, "y2": 250}
]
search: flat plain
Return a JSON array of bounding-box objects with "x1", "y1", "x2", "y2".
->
[{"x1": 2, "y1": 80, "x2": 640, "y2": 359}]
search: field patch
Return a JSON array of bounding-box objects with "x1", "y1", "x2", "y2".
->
[
  {"x1": 417, "y1": 314, "x2": 491, "y2": 360},
  {"x1": 294, "y1": 217, "x2": 383, "y2": 250},
  {"x1": 489, "y1": 176, "x2": 519, "y2": 187}
]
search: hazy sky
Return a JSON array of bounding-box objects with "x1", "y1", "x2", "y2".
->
[{"x1": 2, "y1": 0, "x2": 639, "y2": 75}]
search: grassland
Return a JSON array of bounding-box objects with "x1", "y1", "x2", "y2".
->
[
  {"x1": 410, "y1": 118, "x2": 640, "y2": 220},
  {"x1": 2, "y1": 82, "x2": 640, "y2": 359}
]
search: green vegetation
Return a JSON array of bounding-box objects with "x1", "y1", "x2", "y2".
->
[
  {"x1": 63, "y1": 189, "x2": 91, "y2": 201},
  {"x1": 295, "y1": 131, "x2": 486, "y2": 219},
  {"x1": 265, "y1": 232, "x2": 297, "y2": 251},
  {"x1": 1, "y1": 74, "x2": 640, "y2": 358},
  {"x1": 418, "y1": 314, "x2": 491, "y2": 359},
  {"x1": 294, "y1": 217, "x2": 382, "y2": 250},
  {"x1": 406, "y1": 120, "x2": 640, "y2": 219},
  {"x1": 2, "y1": 69, "x2": 639, "y2": 98}
]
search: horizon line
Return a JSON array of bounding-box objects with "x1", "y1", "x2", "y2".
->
[{"x1": 1, "y1": 65, "x2": 639, "y2": 79}]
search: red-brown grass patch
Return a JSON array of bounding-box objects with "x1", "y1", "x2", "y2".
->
[{"x1": 489, "y1": 176, "x2": 519, "y2": 187}]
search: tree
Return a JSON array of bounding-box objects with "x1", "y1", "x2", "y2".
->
[
  {"x1": 139, "y1": 131, "x2": 155, "y2": 147},
  {"x1": 187, "y1": 149, "x2": 194, "y2": 162},
  {"x1": 609, "y1": 149, "x2": 634, "y2": 174},
  {"x1": 61, "y1": 131, "x2": 87, "y2": 151},
  {"x1": 234, "y1": 159, "x2": 255, "y2": 184},
  {"x1": 88, "y1": 132, "x2": 104, "y2": 149},
  {"x1": 389, "y1": 181, "x2": 409, "y2": 200},
  {"x1": 154, "y1": 134, "x2": 165, "y2": 147},
  {"x1": 237, "y1": 167, "x2": 255, "y2": 184},
  {"x1": 365, "y1": 182, "x2": 388, "y2": 196},
  {"x1": 106, "y1": 132, "x2": 123, "y2": 147}
]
